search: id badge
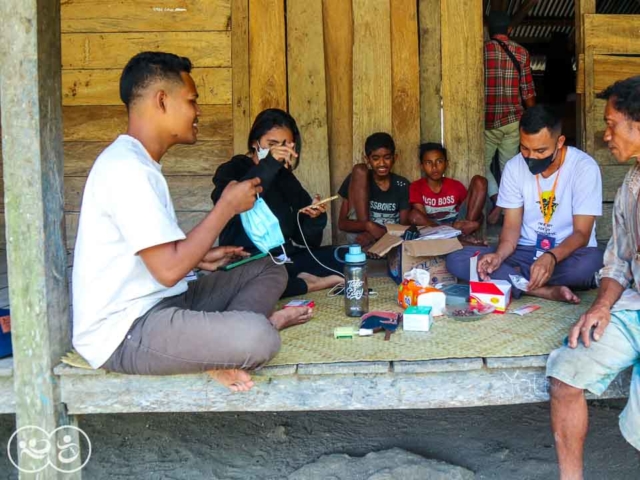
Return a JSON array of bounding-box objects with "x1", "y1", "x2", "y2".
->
[
  {"x1": 185, "y1": 270, "x2": 199, "y2": 282},
  {"x1": 534, "y1": 233, "x2": 556, "y2": 260}
]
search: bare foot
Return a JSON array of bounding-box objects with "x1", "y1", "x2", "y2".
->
[
  {"x1": 269, "y1": 306, "x2": 313, "y2": 330},
  {"x1": 488, "y1": 206, "x2": 503, "y2": 225},
  {"x1": 298, "y1": 272, "x2": 343, "y2": 293},
  {"x1": 527, "y1": 285, "x2": 581, "y2": 304},
  {"x1": 453, "y1": 219, "x2": 481, "y2": 236},
  {"x1": 458, "y1": 234, "x2": 487, "y2": 247},
  {"x1": 207, "y1": 369, "x2": 255, "y2": 392}
]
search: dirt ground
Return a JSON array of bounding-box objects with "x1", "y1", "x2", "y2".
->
[{"x1": 1, "y1": 399, "x2": 638, "y2": 479}]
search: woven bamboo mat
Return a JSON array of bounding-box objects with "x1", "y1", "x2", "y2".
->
[
  {"x1": 61, "y1": 277, "x2": 595, "y2": 370},
  {"x1": 267, "y1": 277, "x2": 595, "y2": 366}
]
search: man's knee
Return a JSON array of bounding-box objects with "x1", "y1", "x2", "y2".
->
[
  {"x1": 272, "y1": 262, "x2": 289, "y2": 287},
  {"x1": 254, "y1": 328, "x2": 281, "y2": 366},
  {"x1": 560, "y1": 249, "x2": 603, "y2": 288},
  {"x1": 445, "y1": 250, "x2": 471, "y2": 280},
  {"x1": 470, "y1": 175, "x2": 488, "y2": 192},
  {"x1": 255, "y1": 258, "x2": 288, "y2": 289},
  {"x1": 244, "y1": 316, "x2": 281, "y2": 367},
  {"x1": 352, "y1": 163, "x2": 369, "y2": 178},
  {"x1": 549, "y1": 377, "x2": 584, "y2": 402}
]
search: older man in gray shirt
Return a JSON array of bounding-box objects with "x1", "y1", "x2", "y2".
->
[{"x1": 547, "y1": 76, "x2": 640, "y2": 479}]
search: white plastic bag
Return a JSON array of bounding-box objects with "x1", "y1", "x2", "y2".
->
[{"x1": 403, "y1": 268, "x2": 431, "y2": 287}]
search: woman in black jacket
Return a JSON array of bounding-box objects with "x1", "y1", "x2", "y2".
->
[{"x1": 211, "y1": 109, "x2": 343, "y2": 298}]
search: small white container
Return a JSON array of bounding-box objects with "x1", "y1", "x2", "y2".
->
[{"x1": 403, "y1": 306, "x2": 433, "y2": 332}]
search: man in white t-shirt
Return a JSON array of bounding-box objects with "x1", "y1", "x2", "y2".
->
[
  {"x1": 72, "y1": 52, "x2": 312, "y2": 392},
  {"x1": 447, "y1": 105, "x2": 604, "y2": 303}
]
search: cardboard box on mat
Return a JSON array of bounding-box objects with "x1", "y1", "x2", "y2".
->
[
  {"x1": 469, "y1": 255, "x2": 512, "y2": 314},
  {"x1": 367, "y1": 225, "x2": 462, "y2": 286}
]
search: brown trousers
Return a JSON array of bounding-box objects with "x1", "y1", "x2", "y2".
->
[{"x1": 102, "y1": 257, "x2": 286, "y2": 375}]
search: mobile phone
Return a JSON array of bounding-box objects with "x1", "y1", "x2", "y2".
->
[
  {"x1": 284, "y1": 299, "x2": 315, "y2": 309},
  {"x1": 220, "y1": 252, "x2": 268, "y2": 271},
  {"x1": 300, "y1": 195, "x2": 340, "y2": 212}
]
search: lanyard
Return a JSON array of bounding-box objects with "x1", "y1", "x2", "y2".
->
[{"x1": 535, "y1": 147, "x2": 566, "y2": 225}]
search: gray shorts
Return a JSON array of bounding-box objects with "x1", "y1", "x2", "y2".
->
[
  {"x1": 546, "y1": 309, "x2": 640, "y2": 450},
  {"x1": 102, "y1": 257, "x2": 287, "y2": 375}
]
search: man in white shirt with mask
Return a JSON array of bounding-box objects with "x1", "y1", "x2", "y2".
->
[
  {"x1": 72, "y1": 52, "x2": 311, "y2": 391},
  {"x1": 447, "y1": 105, "x2": 603, "y2": 303}
]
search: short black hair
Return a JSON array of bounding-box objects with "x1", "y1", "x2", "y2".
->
[
  {"x1": 419, "y1": 142, "x2": 447, "y2": 162},
  {"x1": 120, "y1": 52, "x2": 193, "y2": 108},
  {"x1": 520, "y1": 105, "x2": 562, "y2": 136},
  {"x1": 597, "y1": 75, "x2": 640, "y2": 122},
  {"x1": 488, "y1": 11, "x2": 510, "y2": 37},
  {"x1": 365, "y1": 132, "x2": 395, "y2": 156},
  {"x1": 247, "y1": 108, "x2": 302, "y2": 170}
]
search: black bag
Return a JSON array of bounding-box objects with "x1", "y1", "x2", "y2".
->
[{"x1": 493, "y1": 38, "x2": 522, "y2": 77}]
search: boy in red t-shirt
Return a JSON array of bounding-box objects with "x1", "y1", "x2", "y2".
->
[{"x1": 409, "y1": 143, "x2": 487, "y2": 240}]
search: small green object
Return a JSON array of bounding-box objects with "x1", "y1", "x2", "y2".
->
[
  {"x1": 334, "y1": 326, "x2": 357, "y2": 339},
  {"x1": 404, "y1": 306, "x2": 432, "y2": 315},
  {"x1": 220, "y1": 252, "x2": 268, "y2": 271}
]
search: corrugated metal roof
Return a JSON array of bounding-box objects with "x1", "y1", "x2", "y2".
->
[
  {"x1": 484, "y1": 0, "x2": 640, "y2": 71},
  {"x1": 484, "y1": 0, "x2": 640, "y2": 42}
]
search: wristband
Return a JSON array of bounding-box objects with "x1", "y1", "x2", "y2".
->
[{"x1": 542, "y1": 250, "x2": 558, "y2": 266}]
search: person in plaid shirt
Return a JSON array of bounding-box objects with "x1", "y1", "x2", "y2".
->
[
  {"x1": 547, "y1": 76, "x2": 640, "y2": 477},
  {"x1": 485, "y1": 11, "x2": 536, "y2": 224}
]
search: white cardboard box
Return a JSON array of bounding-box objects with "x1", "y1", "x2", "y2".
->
[
  {"x1": 403, "y1": 306, "x2": 433, "y2": 332},
  {"x1": 469, "y1": 255, "x2": 512, "y2": 314},
  {"x1": 368, "y1": 225, "x2": 462, "y2": 286}
]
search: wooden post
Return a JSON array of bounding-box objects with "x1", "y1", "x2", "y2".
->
[
  {"x1": 391, "y1": 0, "x2": 421, "y2": 181},
  {"x1": 0, "y1": 0, "x2": 78, "y2": 477},
  {"x1": 419, "y1": 0, "x2": 442, "y2": 145},
  {"x1": 352, "y1": 0, "x2": 393, "y2": 164},
  {"x1": 249, "y1": 0, "x2": 287, "y2": 118},
  {"x1": 287, "y1": 0, "x2": 332, "y2": 244},
  {"x1": 323, "y1": 0, "x2": 353, "y2": 244},
  {"x1": 576, "y1": 0, "x2": 596, "y2": 150},
  {"x1": 232, "y1": 0, "x2": 251, "y2": 154},
  {"x1": 441, "y1": 0, "x2": 485, "y2": 186}
]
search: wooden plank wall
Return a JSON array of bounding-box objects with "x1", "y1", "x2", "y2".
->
[
  {"x1": 1, "y1": 0, "x2": 235, "y2": 249},
  {"x1": 579, "y1": 13, "x2": 640, "y2": 241},
  {"x1": 419, "y1": 0, "x2": 442, "y2": 145},
  {"x1": 441, "y1": 0, "x2": 484, "y2": 186},
  {"x1": 233, "y1": 0, "x2": 424, "y2": 243},
  {"x1": 0, "y1": 0, "x2": 479, "y2": 248}
]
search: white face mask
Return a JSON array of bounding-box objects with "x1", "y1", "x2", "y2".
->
[{"x1": 255, "y1": 142, "x2": 270, "y2": 160}]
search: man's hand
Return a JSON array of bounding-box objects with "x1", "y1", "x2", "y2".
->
[
  {"x1": 218, "y1": 178, "x2": 262, "y2": 215},
  {"x1": 568, "y1": 302, "x2": 611, "y2": 349},
  {"x1": 452, "y1": 219, "x2": 480, "y2": 236},
  {"x1": 197, "y1": 246, "x2": 249, "y2": 271},
  {"x1": 300, "y1": 194, "x2": 327, "y2": 219},
  {"x1": 477, "y1": 253, "x2": 502, "y2": 281},
  {"x1": 365, "y1": 221, "x2": 387, "y2": 240},
  {"x1": 355, "y1": 231, "x2": 376, "y2": 248},
  {"x1": 528, "y1": 252, "x2": 556, "y2": 290}
]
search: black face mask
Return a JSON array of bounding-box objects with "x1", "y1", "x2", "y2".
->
[{"x1": 524, "y1": 147, "x2": 557, "y2": 175}]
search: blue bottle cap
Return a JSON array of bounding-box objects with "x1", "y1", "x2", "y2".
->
[{"x1": 345, "y1": 244, "x2": 366, "y2": 263}]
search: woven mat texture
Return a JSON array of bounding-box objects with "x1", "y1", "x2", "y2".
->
[
  {"x1": 61, "y1": 277, "x2": 594, "y2": 369},
  {"x1": 268, "y1": 278, "x2": 594, "y2": 366}
]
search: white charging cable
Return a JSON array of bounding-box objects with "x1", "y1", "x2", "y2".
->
[
  {"x1": 295, "y1": 210, "x2": 344, "y2": 278},
  {"x1": 295, "y1": 210, "x2": 378, "y2": 299}
]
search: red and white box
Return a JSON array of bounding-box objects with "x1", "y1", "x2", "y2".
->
[{"x1": 468, "y1": 255, "x2": 512, "y2": 314}]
